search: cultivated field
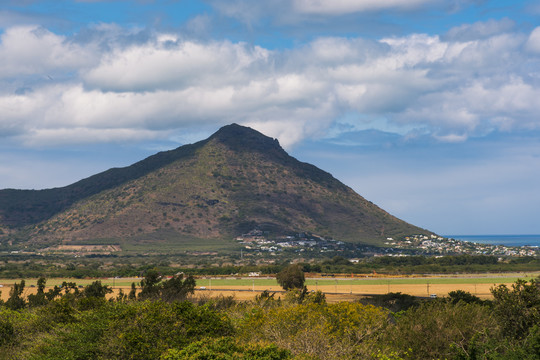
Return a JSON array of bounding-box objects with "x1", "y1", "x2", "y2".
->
[{"x1": 1, "y1": 272, "x2": 538, "y2": 303}]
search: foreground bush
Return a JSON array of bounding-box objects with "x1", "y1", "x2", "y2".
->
[
  {"x1": 238, "y1": 302, "x2": 389, "y2": 359},
  {"x1": 377, "y1": 300, "x2": 499, "y2": 360},
  {"x1": 11, "y1": 300, "x2": 233, "y2": 360},
  {"x1": 161, "y1": 337, "x2": 292, "y2": 360},
  {"x1": 1, "y1": 277, "x2": 539, "y2": 359}
]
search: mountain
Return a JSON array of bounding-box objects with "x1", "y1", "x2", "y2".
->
[{"x1": 0, "y1": 124, "x2": 430, "y2": 247}]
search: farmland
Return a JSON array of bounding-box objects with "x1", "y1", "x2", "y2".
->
[{"x1": 2, "y1": 272, "x2": 537, "y2": 302}]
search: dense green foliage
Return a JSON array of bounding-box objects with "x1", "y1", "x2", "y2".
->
[
  {"x1": 161, "y1": 337, "x2": 292, "y2": 360},
  {"x1": 276, "y1": 264, "x2": 305, "y2": 290},
  {"x1": 0, "y1": 277, "x2": 539, "y2": 359}
]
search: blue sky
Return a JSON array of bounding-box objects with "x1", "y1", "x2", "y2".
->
[{"x1": 1, "y1": 0, "x2": 540, "y2": 235}]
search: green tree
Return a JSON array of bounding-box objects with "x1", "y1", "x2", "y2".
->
[
  {"x1": 128, "y1": 282, "x2": 137, "y2": 300},
  {"x1": 28, "y1": 277, "x2": 48, "y2": 307},
  {"x1": 60, "y1": 281, "x2": 80, "y2": 296},
  {"x1": 447, "y1": 290, "x2": 485, "y2": 305},
  {"x1": 491, "y1": 278, "x2": 540, "y2": 339},
  {"x1": 82, "y1": 280, "x2": 113, "y2": 298},
  {"x1": 45, "y1": 285, "x2": 62, "y2": 301},
  {"x1": 161, "y1": 274, "x2": 196, "y2": 302},
  {"x1": 139, "y1": 269, "x2": 162, "y2": 300},
  {"x1": 6, "y1": 280, "x2": 26, "y2": 310},
  {"x1": 276, "y1": 265, "x2": 305, "y2": 291}
]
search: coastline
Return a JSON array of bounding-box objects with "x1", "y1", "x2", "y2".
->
[{"x1": 444, "y1": 234, "x2": 540, "y2": 247}]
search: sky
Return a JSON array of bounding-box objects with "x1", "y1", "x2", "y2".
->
[{"x1": 1, "y1": 0, "x2": 540, "y2": 236}]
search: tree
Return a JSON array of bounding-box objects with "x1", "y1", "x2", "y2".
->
[
  {"x1": 6, "y1": 280, "x2": 26, "y2": 310},
  {"x1": 491, "y1": 278, "x2": 540, "y2": 339},
  {"x1": 60, "y1": 281, "x2": 80, "y2": 296},
  {"x1": 28, "y1": 277, "x2": 48, "y2": 307},
  {"x1": 276, "y1": 264, "x2": 305, "y2": 291},
  {"x1": 45, "y1": 285, "x2": 62, "y2": 301},
  {"x1": 83, "y1": 280, "x2": 113, "y2": 298},
  {"x1": 138, "y1": 269, "x2": 162, "y2": 300},
  {"x1": 136, "y1": 270, "x2": 196, "y2": 302},
  {"x1": 161, "y1": 274, "x2": 196, "y2": 302},
  {"x1": 128, "y1": 282, "x2": 137, "y2": 300},
  {"x1": 447, "y1": 290, "x2": 484, "y2": 305}
]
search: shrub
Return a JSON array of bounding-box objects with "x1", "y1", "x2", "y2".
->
[
  {"x1": 378, "y1": 301, "x2": 499, "y2": 360},
  {"x1": 161, "y1": 337, "x2": 292, "y2": 360},
  {"x1": 101, "y1": 301, "x2": 234, "y2": 360},
  {"x1": 491, "y1": 278, "x2": 540, "y2": 340},
  {"x1": 239, "y1": 302, "x2": 388, "y2": 359}
]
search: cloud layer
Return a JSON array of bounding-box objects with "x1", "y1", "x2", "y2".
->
[{"x1": 1, "y1": 19, "x2": 540, "y2": 148}]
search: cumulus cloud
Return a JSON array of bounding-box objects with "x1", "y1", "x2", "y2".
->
[
  {"x1": 1, "y1": 19, "x2": 540, "y2": 148},
  {"x1": 526, "y1": 27, "x2": 540, "y2": 54},
  {"x1": 84, "y1": 40, "x2": 271, "y2": 91},
  {"x1": 0, "y1": 26, "x2": 97, "y2": 79}
]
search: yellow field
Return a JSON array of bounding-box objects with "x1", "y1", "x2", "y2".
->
[{"x1": 2, "y1": 272, "x2": 537, "y2": 303}]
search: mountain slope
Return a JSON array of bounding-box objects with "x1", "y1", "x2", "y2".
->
[
  {"x1": 0, "y1": 124, "x2": 430, "y2": 246},
  {"x1": 0, "y1": 140, "x2": 206, "y2": 228}
]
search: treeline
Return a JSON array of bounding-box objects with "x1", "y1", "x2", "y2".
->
[
  {"x1": 0, "y1": 274, "x2": 539, "y2": 359},
  {"x1": 0, "y1": 254, "x2": 538, "y2": 279},
  {"x1": 304, "y1": 255, "x2": 539, "y2": 274}
]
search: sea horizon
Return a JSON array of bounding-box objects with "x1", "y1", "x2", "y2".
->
[{"x1": 444, "y1": 234, "x2": 540, "y2": 248}]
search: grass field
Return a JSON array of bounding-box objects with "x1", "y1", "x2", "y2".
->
[{"x1": 2, "y1": 272, "x2": 537, "y2": 302}]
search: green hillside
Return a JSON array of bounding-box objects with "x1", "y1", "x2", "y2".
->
[{"x1": 0, "y1": 124, "x2": 430, "y2": 247}]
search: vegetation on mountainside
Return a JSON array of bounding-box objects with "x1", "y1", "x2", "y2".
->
[
  {"x1": 0, "y1": 139, "x2": 204, "y2": 228},
  {"x1": 0, "y1": 275, "x2": 538, "y2": 359},
  {"x1": 0, "y1": 124, "x2": 429, "y2": 249}
]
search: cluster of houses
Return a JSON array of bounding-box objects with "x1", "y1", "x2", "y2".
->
[
  {"x1": 236, "y1": 230, "x2": 539, "y2": 258},
  {"x1": 385, "y1": 234, "x2": 539, "y2": 257},
  {"x1": 236, "y1": 230, "x2": 346, "y2": 254}
]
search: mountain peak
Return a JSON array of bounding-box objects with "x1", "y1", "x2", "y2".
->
[
  {"x1": 212, "y1": 123, "x2": 264, "y2": 138},
  {"x1": 210, "y1": 124, "x2": 284, "y2": 155}
]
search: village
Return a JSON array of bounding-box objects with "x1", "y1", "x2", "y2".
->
[
  {"x1": 236, "y1": 230, "x2": 540, "y2": 258},
  {"x1": 388, "y1": 234, "x2": 539, "y2": 257},
  {"x1": 235, "y1": 229, "x2": 349, "y2": 254}
]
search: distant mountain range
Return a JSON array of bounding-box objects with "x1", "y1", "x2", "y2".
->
[{"x1": 0, "y1": 124, "x2": 430, "y2": 248}]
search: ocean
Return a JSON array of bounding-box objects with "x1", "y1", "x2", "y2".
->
[{"x1": 444, "y1": 235, "x2": 540, "y2": 247}]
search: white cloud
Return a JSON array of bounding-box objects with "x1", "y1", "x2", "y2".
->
[
  {"x1": 84, "y1": 40, "x2": 271, "y2": 91},
  {"x1": 1, "y1": 20, "x2": 540, "y2": 148},
  {"x1": 0, "y1": 26, "x2": 97, "y2": 79},
  {"x1": 526, "y1": 27, "x2": 540, "y2": 54}
]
